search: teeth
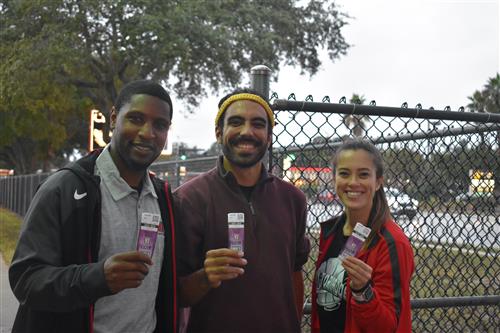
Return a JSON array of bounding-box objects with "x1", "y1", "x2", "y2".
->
[
  {"x1": 237, "y1": 143, "x2": 254, "y2": 149},
  {"x1": 346, "y1": 191, "x2": 362, "y2": 197},
  {"x1": 134, "y1": 145, "x2": 151, "y2": 151}
]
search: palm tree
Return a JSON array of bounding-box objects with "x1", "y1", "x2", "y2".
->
[
  {"x1": 467, "y1": 73, "x2": 500, "y2": 203},
  {"x1": 467, "y1": 74, "x2": 499, "y2": 150},
  {"x1": 467, "y1": 73, "x2": 500, "y2": 114},
  {"x1": 343, "y1": 94, "x2": 371, "y2": 137}
]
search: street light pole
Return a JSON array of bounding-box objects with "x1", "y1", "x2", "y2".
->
[{"x1": 427, "y1": 120, "x2": 442, "y2": 156}]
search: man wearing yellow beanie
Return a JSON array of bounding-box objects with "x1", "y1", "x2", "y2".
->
[{"x1": 174, "y1": 89, "x2": 310, "y2": 332}]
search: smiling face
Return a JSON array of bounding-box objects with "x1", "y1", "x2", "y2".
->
[
  {"x1": 216, "y1": 100, "x2": 271, "y2": 169},
  {"x1": 110, "y1": 94, "x2": 171, "y2": 174},
  {"x1": 334, "y1": 149, "x2": 384, "y2": 214}
]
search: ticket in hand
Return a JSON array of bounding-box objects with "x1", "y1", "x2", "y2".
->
[
  {"x1": 339, "y1": 222, "x2": 371, "y2": 260},
  {"x1": 228, "y1": 213, "x2": 245, "y2": 252},
  {"x1": 137, "y1": 212, "x2": 161, "y2": 258}
]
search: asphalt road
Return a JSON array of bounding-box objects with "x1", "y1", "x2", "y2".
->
[
  {"x1": 307, "y1": 203, "x2": 500, "y2": 250},
  {"x1": 0, "y1": 257, "x2": 17, "y2": 333}
]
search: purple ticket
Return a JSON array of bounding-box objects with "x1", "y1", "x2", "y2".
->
[
  {"x1": 339, "y1": 223, "x2": 371, "y2": 260},
  {"x1": 137, "y1": 228, "x2": 158, "y2": 257},
  {"x1": 137, "y1": 212, "x2": 161, "y2": 257},
  {"x1": 228, "y1": 213, "x2": 245, "y2": 252}
]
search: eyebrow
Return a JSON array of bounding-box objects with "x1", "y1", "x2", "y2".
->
[
  {"x1": 338, "y1": 167, "x2": 372, "y2": 172},
  {"x1": 227, "y1": 115, "x2": 267, "y2": 123},
  {"x1": 127, "y1": 110, "x2": 170, "y2": 121}
]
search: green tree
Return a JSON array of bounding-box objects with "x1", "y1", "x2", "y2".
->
[
  {"x1": 343, "y1": 93, "x2": 371, "y2": 137},
  {"x1": 467, "y1": 73, "x2": 500, "y2": 200},
  {"x1": 0, "y1": 0, "x2": 350, "y2": 173},
  {"x1": 203, "y1": 142, "x2": 222, "y2": 157},
  {"x1": 0, "y1": 51, "x2": 91, "y2": 173},
  {"x1": 382, "y1": 147, "x2": 426, "y2": 199},
  {"x1": 467, "y1": 73, "x2": 500, "y2": 114}
]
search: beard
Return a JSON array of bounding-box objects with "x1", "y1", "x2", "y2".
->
[
  {"x1": 222, "y1": 136, "x2": 268, "y2": 168},
  {"x1": 114, "y1": 142, "x2": 159, "y2": 172}
]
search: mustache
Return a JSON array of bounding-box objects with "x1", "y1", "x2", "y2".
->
[
  {"x1": 131, "y1": 142, "x2": 155, "y2": 150},
  {"x1": 229, "y1": 136, "x2": 262, "y2": 146}
]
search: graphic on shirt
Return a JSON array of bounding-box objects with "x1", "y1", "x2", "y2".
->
[{"x1": 316, "y1": 257, "x2": 347, "y2": 311}]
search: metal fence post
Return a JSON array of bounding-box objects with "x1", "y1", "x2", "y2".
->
[
  {"x1": 250, "y1": 65, "x2": 272, "y2": 171},
  {"x1": 250, "y1": 65, "x2": 271, "y2": 101}
]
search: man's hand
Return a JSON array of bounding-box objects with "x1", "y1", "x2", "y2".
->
[
  {"x1": 104, "y1": 251, "x2": 153, "y2": 293},
  {"x1": 204, "y1": 248, "x2": 247, "y2": 288},
  {"x1": 341, "y1": 256, "x2": 373, "y2": 291}
]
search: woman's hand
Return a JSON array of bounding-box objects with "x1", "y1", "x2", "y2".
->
[{"x1": 341, "y1": 256, "x2": 373, "y2": 291}]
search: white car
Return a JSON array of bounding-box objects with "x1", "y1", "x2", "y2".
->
[{"x1": 385, "y1": 187, "x2": 419, "y2": 220}]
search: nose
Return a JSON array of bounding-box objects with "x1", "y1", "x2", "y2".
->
[
  {"x1": 239, "y1": 121, "x2": 254, "y2": 136},
  {"x1": 139, "y1": 122, "x2": 155, "y2": 139},
  {"x1": 347, "y1": 175, "x2": 360, "y2": 185}
]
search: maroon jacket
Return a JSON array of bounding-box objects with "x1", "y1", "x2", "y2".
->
[
  {"x1": 311, "y1": 215, "x2": 414, "y2": 333},
  {"x1": 174, "y1": 158, "x2": 310, "y2": 333}
]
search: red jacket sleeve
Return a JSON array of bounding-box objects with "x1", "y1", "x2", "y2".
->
[{"x1": 349, "y1": 231, "x2": 414, "y2": 332}]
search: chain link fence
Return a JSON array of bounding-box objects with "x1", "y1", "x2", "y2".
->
[
  {"x1": 271, "y1": 94, "x2": 500, "y2": 332},
  {"x1": 1, "y1": 91, "x2": 499, "y2": 331}
]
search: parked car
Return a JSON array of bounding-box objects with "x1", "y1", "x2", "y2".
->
[
  {"x1": 316, "y1": 189, "x2": 337, "y2": 204},
  {"x1": 385, "y1": 187, "x2": 419, "y2": 220},
  {"x1": 453, "y1": 191, "x2": 493, "y2": 203}
]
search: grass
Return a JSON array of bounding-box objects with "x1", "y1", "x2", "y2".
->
[
  {"x1": 411, "y1": 244, "x2": 499, "y2": 298},
  {"x1": 410, "y1": 244, "x2": 499, "y2": 332},
  {"x1": 0, "y1": 208, "x2": 22, "y2": 265}
]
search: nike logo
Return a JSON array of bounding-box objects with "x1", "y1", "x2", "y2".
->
[{"x1": 74, "y1": 190, "x2": 87, "y2": 200}]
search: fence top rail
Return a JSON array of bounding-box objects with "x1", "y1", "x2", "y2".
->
[
  {"x1": 272, "y1": 100, "x2": 500, "y2": 123},
  {"x1": 152, "y1": 155, "x2": 218, "y2": 167}
]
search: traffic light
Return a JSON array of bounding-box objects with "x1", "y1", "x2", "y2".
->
[{"x1": 180, "y1": 155, "x2": 187, "y2": 161}]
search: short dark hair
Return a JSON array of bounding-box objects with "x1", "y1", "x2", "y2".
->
[
  {"x1": 114, "y1": 80, "x2": 173, "y2": 120},
  {"x1": 217, "y1": 88, "x2": 271, "y2": 134}
]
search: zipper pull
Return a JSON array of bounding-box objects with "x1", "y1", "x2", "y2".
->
[{"x1": 248, "y1": 201, "x2": 256, "y2": 216}]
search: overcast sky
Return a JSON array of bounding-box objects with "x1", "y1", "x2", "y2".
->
[{"x1": 166, "y1": 0, "x2": 499, "y2": 152}]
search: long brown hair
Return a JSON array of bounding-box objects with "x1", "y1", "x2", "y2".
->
[{"x1": 332, "y1": 139, "x2": 391, "y2": 249}]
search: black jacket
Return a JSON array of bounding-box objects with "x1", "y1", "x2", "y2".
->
[{"x1": 9, "y1": 151, "x2": 178, "y2": 333}]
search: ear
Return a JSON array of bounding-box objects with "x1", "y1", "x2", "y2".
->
[
  {"x1": 376, "y1": 176, "x2": 384, "y2": 191},
  {"x1": 110, "y1": 107, "x2": 117, "y2": 130},
  {"x1": 265, "y1": 133, "x2": 272, "y2": 149},
  {"x1": 215, "y1": 126, "x2": 222, "y2": 144}
]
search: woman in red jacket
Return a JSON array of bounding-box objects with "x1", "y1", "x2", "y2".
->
[{"x1": 311, "y1": 139, "x2": 415, "y2": 333}]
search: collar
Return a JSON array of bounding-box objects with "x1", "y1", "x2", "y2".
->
[
  {"x1": 216, "y1": 156, "x2": 272, "y2": 186},
  {"x1": 95, "y1": 145, "x2": 157, "y2": 201},
  {"x1": 322, "y1": 213, "x2": 347, "y2": 239}
]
